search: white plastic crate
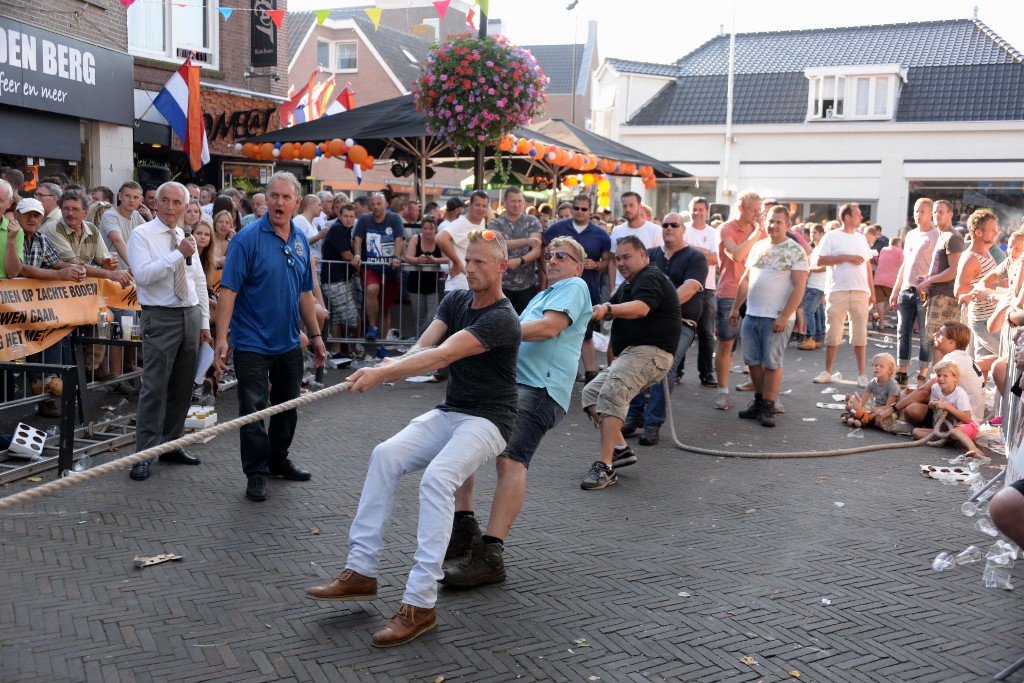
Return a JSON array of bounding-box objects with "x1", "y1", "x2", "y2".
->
[{"x1": 184, "y1": 407, "x2": 217, "y2": 429}]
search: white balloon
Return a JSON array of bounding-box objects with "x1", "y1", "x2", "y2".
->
[
  {"x1": 272, "y1": 148, "x2": 280, "y2": 157},
  {"x1": 345, "y1": 138, "x2": 355, "y2": 147}
]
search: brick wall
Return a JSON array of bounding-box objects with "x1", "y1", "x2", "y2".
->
[
  {"x1": 133, "y1": 0, "x2": 289, "y2": 100},
  {"x1": 1, "y1": 1, "x2": 128, "y2": 53},
  {"x1": 381, "y1": 7, "x2": 470, "y2": 41},
  {"x1": 289, "y1": 23, "x2": 408, "y2": 105}
]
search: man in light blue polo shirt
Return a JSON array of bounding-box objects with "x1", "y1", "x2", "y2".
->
[
  {"x1": 215, "y1": 171, "x2": 327, "y2": 502},
  {"x1": 442, "y1": 235, "x2": 592, "y2": 587}
]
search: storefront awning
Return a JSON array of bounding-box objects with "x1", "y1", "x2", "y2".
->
[{"x1": 0, "y1": 107, "x2": 80, "y2": 161}]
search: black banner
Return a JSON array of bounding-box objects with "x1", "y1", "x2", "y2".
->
[
  {"x1": 251, "y1": 0, "x2": 277, "y2": 67},
  {"x1": 0, "y1": 17, "x2": 133, "y2": 126}
]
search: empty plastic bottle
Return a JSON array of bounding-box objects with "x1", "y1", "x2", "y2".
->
[
  {"x1": 955, "y1": 545, "x2": 984, "y2": 565},
  {"x1": 976, "y1": 517, "x2": 1000, "y2": 537},
  {"x1": 932, "y1": 552, "x2": 955, "y2": 571}
]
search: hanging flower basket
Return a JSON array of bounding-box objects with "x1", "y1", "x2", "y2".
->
[{"x1": 413, "y1": 32, "x2": 548, "y2": 152}]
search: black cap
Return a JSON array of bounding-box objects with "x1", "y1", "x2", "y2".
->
[{"x1": 446, "y1": 197, "x2": 465, "y2": 212}]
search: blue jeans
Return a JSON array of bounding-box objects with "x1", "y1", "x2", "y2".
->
[
  {"x1": 627, "y1": 324, "x2": 697, "y2": 429},
  {"x1": 502, "y1": 384, "x2": 565, "y2": 468},
  {"x1": 896, "y1": 289, "x2": 931, "y2": 366},
  {"x1": 235, "y1": 347, "x2": 304, "y2": 476},
  {"x1": 801, "y1": 288, "x2": 825, "y2": 342}
]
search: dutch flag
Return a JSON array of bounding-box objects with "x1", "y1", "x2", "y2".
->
[{"x1": 153, "y1": 57, "x2": 211, "y2": 172}]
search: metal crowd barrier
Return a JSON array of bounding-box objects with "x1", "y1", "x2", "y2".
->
[
  {"x1": 318, "y1": 258, "x2": 447, "y2": 355},
  {"x1": 0, "y1": 325, "x2": 143, "y2": 484}
]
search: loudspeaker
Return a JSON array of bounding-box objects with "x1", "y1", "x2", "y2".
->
[{"x1": 137, "y1": 165, "x2": 172, "y2": 186}]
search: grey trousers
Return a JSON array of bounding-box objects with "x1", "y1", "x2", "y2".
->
[{"x1": 135, "y1": 305, "x2": 201, "y2": 454}]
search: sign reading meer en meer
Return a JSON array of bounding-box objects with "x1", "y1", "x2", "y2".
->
[{"x1": 0, "y1": 17, "x2": 133, "y2": 126}]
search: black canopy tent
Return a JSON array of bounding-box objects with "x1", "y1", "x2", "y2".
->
[{"x1": 243, "y1": 95, "x2": 687, "y2": 205}]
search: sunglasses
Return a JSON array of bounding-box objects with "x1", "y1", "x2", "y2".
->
[
  {"x1": 468, "y1": 229, "x2": 497, "y2": 241},
  {"x1": 572, "y1": 206, "x2": 589, "y2": 212},
  {"x1": 544, "y1": 251, "x2": 580, "y2": 263},
  {"x1": 662, "y1": 221, "x2": 683, "y2": 228},
  {"x1": 281, "y1": 244, "x2": 296, "y2": 268}
]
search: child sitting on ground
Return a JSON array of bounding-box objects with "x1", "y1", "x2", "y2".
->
[
  {"x1": 911, "y1": 359, "x2": 982, "y2": 455},
  {"x1": 843, "y1": 353, "x2": 899, "y2": 427}
]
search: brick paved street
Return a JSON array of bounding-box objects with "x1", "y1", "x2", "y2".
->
[{"x1": 2, "y1": 327, "x2": 1023, "y2": 682}]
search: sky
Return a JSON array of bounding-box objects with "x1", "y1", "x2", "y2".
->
[{"x1": 289, "y1": 0, "x2": 1024, "y2": 65}]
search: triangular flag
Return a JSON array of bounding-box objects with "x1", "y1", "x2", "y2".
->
[
  {"x1": 119, "y1": 0, "x2": 136, "y2": 8},
  {"x1": 466, "y1": 6, "x2": 475, "y2": 29},
  {"x1": 315, "y1": 10, "x2": 330, "y2": 26},
  {"x1": 364, "y1": 8, "x2": 382, "y2": 31},
  {"x1": 267, "y1": 10, "x2": 284, "y2": 28},
  {"x1": 478, "y1": 0, "x2": 489, "y2": 16},
  {"x1": 433, "y1": 0, "x2": 451, "y2": 20},
  {"x1": 217, "y1": 7, "x2": 233, "y2": 21}
]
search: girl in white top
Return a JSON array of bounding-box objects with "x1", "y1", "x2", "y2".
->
[{"x1": 911, "y1": 358, "x2": 981, "y2": 455}]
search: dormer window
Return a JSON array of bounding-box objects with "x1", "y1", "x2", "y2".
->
[{"x1": 805, "y1": 65, "x2": 906, "y2": 121}]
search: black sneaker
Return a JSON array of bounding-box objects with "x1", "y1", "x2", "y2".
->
[
  {"x1": 700, "y1": 375, "x2": 719, "y2": 387},
  {"x1": 738, "y1": 396, "x2": 763, "y2": 420},
  {"x1": 583, "y1": 370, "x2": 598, "y2": 384},
  {"x1": 758, "y1": 400, "x2": 776, "y2": 428},
  {"x1": 445, "y1": 514, "x2": 483, "y2": 560},
  {"x1": 441, "y1": 542, "x2": 506, "y2": 587},
  {"x1": 611, "y1": 446, "x2": 637, "y2": 468},
  {"x1": 620, "y1": 417, "x2": 643, "y2": 436},
  {"x1": 246, "y1": 475, "x2": 268, "y2": 502},
  {"x1": 581, "y1": 461, "x2": 617, "y2": 490},
  {"x1": 638, "y1": 427, "x2": 660, "y2": 446}
]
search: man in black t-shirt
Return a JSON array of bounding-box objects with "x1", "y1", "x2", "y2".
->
[
  {"x1": 580, "y1": 235, "x2": 680, "y2": 490},
  {"x1": 321, "y1": 203, "x2": 360, "y2": 355},
  {"x1": 623, "y1": 213, "x2": 708, "y2": 446},
  {"x1": 306, "y1": 229, "x2": 521, "y2": 648}
]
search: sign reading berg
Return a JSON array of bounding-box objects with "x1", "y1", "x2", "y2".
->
[{"x1": 0, "y1": 18, "x2": 133, "y2": 126}]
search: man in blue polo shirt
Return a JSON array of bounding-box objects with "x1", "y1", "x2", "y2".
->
[
  {"x1": 215, "y1": 172, "x2": 327, "y2": 502},
  {"x1": 441, "y1": 235, "x2": 592, "y2": 587},
  {"x1": 543, "y1": 193, "x2": 611, "y2": 383}
]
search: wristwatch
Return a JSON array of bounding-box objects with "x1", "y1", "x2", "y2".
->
[{"x1": 605, "y1": 303, "x2": 614, "y2": 319}]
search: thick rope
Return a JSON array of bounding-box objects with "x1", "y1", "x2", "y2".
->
[
  {"x1": 0, "y1": 381, "x2": 353, "y2": 511},
  {"x1": 664, "y1": 377, "x2": 953, "y2": 458}
]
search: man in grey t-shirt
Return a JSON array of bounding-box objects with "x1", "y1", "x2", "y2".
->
[
  {"x1": 489, "y1": 187, "x2": 543, "y2": 313},
  {"x1": 99, "y1": 181, "x2": 146, "y2": 270}
]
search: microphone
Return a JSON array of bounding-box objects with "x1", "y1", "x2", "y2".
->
[{"x1": 183, "y1": 226, "x2": 192, "y2": 265}]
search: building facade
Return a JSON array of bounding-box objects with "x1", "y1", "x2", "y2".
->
[{"x1": 593, "y1": 19, "x2": 1024, "y2": 233}]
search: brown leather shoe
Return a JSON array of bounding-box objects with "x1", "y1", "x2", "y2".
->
[
  {"x1": 305, "y1": 569, "x2": 377, "y2": 601},
  {"x1": 371, "y1": 603, "x2": 436, "y2": 647}
]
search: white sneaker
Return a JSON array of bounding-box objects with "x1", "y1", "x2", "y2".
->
[
  {"x1": 813, "y1": 371, "x2": 837, "y2": 383},
  {"x1": 857, "y1": 375, "x2": 869, "y2": 388},
  {"x1": 713, "y1": 393, "x2": 730, "y2": 410},
  {"x1": 774, "y1": 399, "x2": 785, "y2": 414}
]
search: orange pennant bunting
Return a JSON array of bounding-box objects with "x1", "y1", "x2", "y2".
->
[{"x1": 267, "y1": 9, "x2": 284, "y2": 28}]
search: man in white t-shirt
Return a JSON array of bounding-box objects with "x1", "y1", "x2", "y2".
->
[
  {"x1": 813, "y1": 203, "x2": 875, "y2": 387},
  {"x1": 727, "y1": 205, "x2": 808, "y2": 427},
  {"x1": 437, "y1": 191, "x2": 489, "y2": 293},
  {"x1": 683, "y1": 196, "x2": 719, "y2": 387},
  {"x1": 609, "y1": 191, "x2": 663, "y2": 290},
  {"x1": 99, "y1": 181, "x2": 146, "y2": 269}
]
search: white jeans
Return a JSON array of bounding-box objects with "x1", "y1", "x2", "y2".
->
[{"x1": 345, "y1": 409, "x2": 505, "y2": 608}]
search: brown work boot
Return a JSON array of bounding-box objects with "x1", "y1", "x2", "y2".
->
[
  {"x1": 371, "y1": 603, "x2": 436, "y2": 647},
  {"x1": 305, "y1": 568, "x2": 377, "y2": 601},
  {"x1": 444, "y1": 514, "x2": 482, "y2": 560}
]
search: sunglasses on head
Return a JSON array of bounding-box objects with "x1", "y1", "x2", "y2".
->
[
  {"x1": 662, "y1": 221, "x2": 683, "y2": 228},
  {"x1": 544, "y1": 251, "x2": 579, "y2": 263},
  {"x1": 468, "y1": 229, "x2": 497, "y2": 241}
]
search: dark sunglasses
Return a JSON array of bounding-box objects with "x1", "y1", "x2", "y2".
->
[
  {"x1": 544, "y1": 251, "x2": 579, "y2": 263},
  {"x1": 572, "y1": 206, "x2": 589, "y2": 212},
  {"x1": 662, "y1": 221, "x2": 683, "y2": 228}
]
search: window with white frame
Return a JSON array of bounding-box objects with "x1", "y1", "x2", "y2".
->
[
  {"x1": 805, "y1": 65, "x2": 905, "y2": 122},
  {"x1": 318, "y1": 40, "x2": 358, "y2": 72},
  {"x1": 128, "y1": 0, "x2": 218, "y2": 67}
]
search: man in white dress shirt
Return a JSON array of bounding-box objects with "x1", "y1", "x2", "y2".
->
[{"x1": 126, "y1": 182, "x2": 211, "y2": 481}]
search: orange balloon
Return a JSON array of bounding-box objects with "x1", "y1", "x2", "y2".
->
[
  {"x1": 298, "y1": 142, "x2": 316, "y2": 159},
  {"x1": 260, "y1": 143, "x2": 275, "y2": 159},
  {"x1": 242, "y1": 143, "x2": 257, "y2": 158},
  {"x1": 327, "y1": 139, "x2": 344, "y2": 156},
  {"x1": 534, "y1": 142, "x2": 547, "y2": 158},
  {"x1": 347, "y1": 144, "x2": 368, "y2": 164},
  {"x1": 516, "y1": 138, "x2": 532, "y2": 155},
  {"x1": 280, "y1": 142, "x2": 294, "y2": 159},
  {"x1": 498, "y1": 135, "x2": 514, "y2": 152},
  {"x1": 360, "y1": 159, "x2": 374, "y2": 172}
]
